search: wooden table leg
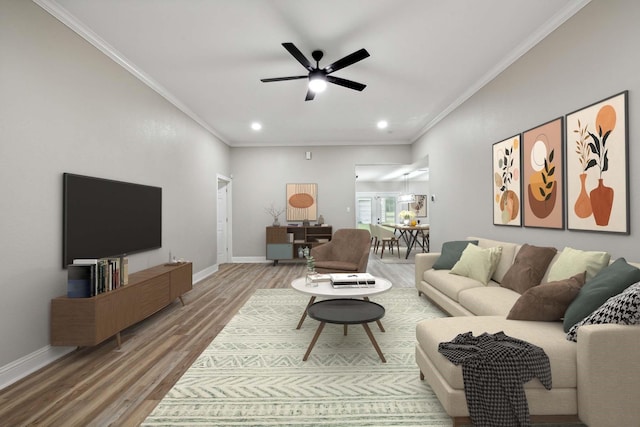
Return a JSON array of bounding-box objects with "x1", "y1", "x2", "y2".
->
[
  {"x1": 296, "y1": 296, "x2": 316, "y2": 329},
  {"x1": 362, "y1": 322, "x2": 386, "y2": 363},
  {"x1": 363, "y1": 297, "x2": 385, "y2": 332},
  {"x1": 303, "y1": 321, "x2": 326, "y2": 361}
]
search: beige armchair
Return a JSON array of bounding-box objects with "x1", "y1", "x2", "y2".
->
[{"x1": 311, "y1": 228, "x2": 371, "y2": 273}]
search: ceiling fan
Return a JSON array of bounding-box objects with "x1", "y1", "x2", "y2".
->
[{"x1": 261, "y1": 42, "x2": 370, "y2": 101}]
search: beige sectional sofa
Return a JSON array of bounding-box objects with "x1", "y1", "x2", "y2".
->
[{"x1": 414, "y1": 236, "x2": 640, "y2": 427}]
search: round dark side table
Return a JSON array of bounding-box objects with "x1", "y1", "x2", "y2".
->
[{"x1": 302, "y1": 298, "x2": 386, "y2": 363}]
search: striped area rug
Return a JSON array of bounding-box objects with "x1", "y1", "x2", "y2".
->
[{"x1": 143, "y1": 288, "x2": 450, "y2": 426}]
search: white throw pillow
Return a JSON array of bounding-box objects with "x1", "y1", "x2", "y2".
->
[
  {"x1": 547, "y1": 246, "x2": 610, "y2": 282},
  {"x1": 450, "y1": 243, "x2": 502, "y2": 285}
]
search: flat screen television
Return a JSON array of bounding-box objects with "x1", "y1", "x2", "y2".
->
[{"x1": 63, "y1": 173, "x2": 162, "y2": 267}]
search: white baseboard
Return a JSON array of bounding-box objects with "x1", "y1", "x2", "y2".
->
[
  {"x1": 232, "y1": 256, "x2": 271, "y2": 263},
  {"x1": 193, "y1": 263, "x2": 218, "y2": 284},
  {"x1": 0, "y1": 268, "x2": 220, "y2": 391},
  {"x1": 0, "y1": 345, "x2": 75, "y2": 391}
]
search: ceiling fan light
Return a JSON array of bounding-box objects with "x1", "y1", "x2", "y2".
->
[{"x1": 308, "y1": 77, "x2": 327, "y2": 93}]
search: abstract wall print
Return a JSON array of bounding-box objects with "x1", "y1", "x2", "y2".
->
[
  {"x1": 522, "y1": 118, "x2": 564, "y2": 229},
  {"x1": 286, "y1": 183, "x2": 318, "y2": 221},
  {"x1": 493, "y1": 134, "x2": 522, "y2": 226},
  {"x1": 410, "y1": 195, "x2": 427, "y2": 217},
  {"x1": 566, "y1": 91, "x2": 629, "y2": 233}
]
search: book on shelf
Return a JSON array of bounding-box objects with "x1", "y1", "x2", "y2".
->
[
  {"x1": 70, "y1": 256, "x2": 127, "y2": 297},
  {"x1": 67, "y1": 264, "x2": 94, "y2": 298},
  {"x1": 121, "y1": 256, "x2": 128, "y2": 285}
]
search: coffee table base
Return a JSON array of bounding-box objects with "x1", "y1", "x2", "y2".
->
[
  {"x1": 302, "y1": 299, "x2": 386, "y2": 363},
  {"x1": 297, "y1": 296, "x2": 385, "y2": 332}
]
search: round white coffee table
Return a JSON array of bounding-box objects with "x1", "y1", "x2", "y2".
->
[{"x1": 291, "y1": 276, "x2": 392, "y2": 330}]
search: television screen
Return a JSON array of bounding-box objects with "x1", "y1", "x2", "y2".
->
[{"x1": 63, "y1": 173, "x2": 162, "y2": 267}]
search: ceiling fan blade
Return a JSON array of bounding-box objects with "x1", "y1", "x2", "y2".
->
[
  {"x1": 326, "y1": 75, "x2": 366, "y2": 91},
  {"x1": 282, "y1": 42, "x2": 314, "y2": 72},
  {"x1": 323, "y1": 48, "x2": 370, "y2": 74},
  {"x1": 261, "y1": 75, "x2": 308, "y2": 82},
  {"x1": 305, "y1": 88, "x2": 316, "y2": 101}
]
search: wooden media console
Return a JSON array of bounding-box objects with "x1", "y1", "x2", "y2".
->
[{"x1": 50, "y1": 262, "x2": 192, "y2": 347}]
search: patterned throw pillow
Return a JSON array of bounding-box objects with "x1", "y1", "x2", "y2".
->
[{"x1": 566, "y1": 282, "x2": 640, "y2": 342}]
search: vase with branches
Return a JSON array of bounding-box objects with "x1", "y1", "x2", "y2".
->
[
  {"x1": 264, "y1": 204, "x2": 285, "y2": 226},
  {"x1": 573, "y1": 120, "x2": 593, "y2": 218}
]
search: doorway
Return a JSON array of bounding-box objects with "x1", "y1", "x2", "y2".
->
[{"x1": 217, "y1": 175, "x2": 232, "y2": 264}]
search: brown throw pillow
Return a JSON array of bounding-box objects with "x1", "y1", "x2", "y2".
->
[
  {"x1": 501, "y1": 244, "x2": 557, "y2": 294},
  {"x1": 507, "y1": 272, "x2": 586, "y2": 321}
]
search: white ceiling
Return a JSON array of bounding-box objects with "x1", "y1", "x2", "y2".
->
[{"x1": 38, "y1": 0, "x2": 588, "y2": 148}]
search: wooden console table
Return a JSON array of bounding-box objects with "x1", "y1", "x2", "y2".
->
[{"x1": 50, "y1": 262, "x2": 192, "y2": 347}]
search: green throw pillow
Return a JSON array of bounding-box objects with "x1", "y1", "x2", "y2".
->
[
  {"x1": 563, "y1": 258, "x2": 640, "y2": 332},
  {"x1": 432, "y1": 240, "x2": 479, "y2": 270},
  {"x1": 450, "y1": 243, "x2": 503, "y2": 285},
  {"x1": 547, "y1": 246, "x2": 610, "y2": 282}
]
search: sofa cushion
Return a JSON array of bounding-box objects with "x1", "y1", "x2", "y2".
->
[
  {"x1": 501, "y1": 244, "x2": 558, "y2": 294},
  {"x1": 432, "y1": 240, "x2": 478, "y2": 270},
  {"x1": 450, "y1": 244, "x2": 502, "y2": 285},
  {"x1": 547, "y1": 246, "x2": 610, "y2": 282},
  {"x1": 470, "y1": 237, "x2": 519, "y2": 283},
  {"x1": 416, "y1": 316, "x2": 577, "y2": 390},
  {"x1": 423, "y1": 268, "x2": 486, "y2": 302},
  {"x1": 507, "y1": 272, "x2": 586, "y2": 321},
  {"x1": 458, "y1": 286, "x2": 521, "y2": 316},
  {"x1": 563, "y1": 258, "x2": 640, "y2": 331},
  {"x1": 566, "y1": 282, "x2": 640, "y2": 341}
]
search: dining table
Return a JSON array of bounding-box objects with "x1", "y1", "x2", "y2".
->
[{"x1": 387, "y1": 223, "x2": 430, "y2": 259}]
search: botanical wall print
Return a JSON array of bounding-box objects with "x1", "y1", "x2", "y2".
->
[
  {"x1": 286, "y1": 183, "x2": 318, "y2": 221},
  {"x1": 522, "y1": 118, "x2": 564, "y2": 229},
  {"x1": 566, "y1": 91, "x2": 629, "y2": 233},
  {"x1": 492, "y1": 135, "x2": 522, "y2": 226},
  {"x1": 410, "y1": 195, "x2": 427, "y2": 217}
]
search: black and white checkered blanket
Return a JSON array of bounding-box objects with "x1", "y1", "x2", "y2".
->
[{"x1": 438, "y1": 331, "x2": 552, "y2": 427}]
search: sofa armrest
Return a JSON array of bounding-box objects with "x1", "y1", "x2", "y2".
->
[
  {"x1": 577, "y1": 323, "x2": 640, "y2": 426},
  {"x1": 415, "y1": 253, "x2": 440, "y2": 287}
]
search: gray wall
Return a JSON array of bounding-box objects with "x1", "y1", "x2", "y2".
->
[
  {"x1": 413, "y1": 0, "x2": 640, "y2": 259},
  {"x1": 0, "y1": 2, "x2": 229, "y2": 376},
  {"x1": 229, "y1": 145, "x2": 411, "y2": 258}
]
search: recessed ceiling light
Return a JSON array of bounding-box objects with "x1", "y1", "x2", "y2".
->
[
  {"x1": 251, "y1": 122, "x2": 262, "y2": 131},
  {"x1": 377, "y1": 120, "x2": 388, "y2": 129}
]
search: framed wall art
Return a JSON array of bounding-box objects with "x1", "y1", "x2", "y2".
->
[
  {"x1": 286, "y1": 183, "x2": 318, "y2": 221},
  {"x1": 565, "y1": 91, "x2": 629, "y2": 234},
  {"x1": 522, "y1": 117, "x2": 564, "y2": 229},
  {"x1": 492, "y1": 134, "x2": 522, "y2": 226},
  {"x1": 410, "y1": 194, "x2": 427, "y2": 217}
]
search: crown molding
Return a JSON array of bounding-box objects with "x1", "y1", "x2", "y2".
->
[
  {"x1": 33, "y1": 0, "x2": 230, "y2": 145},
  {"x1": 411, "y1": 0, "x2": 592, "y2": 143}
]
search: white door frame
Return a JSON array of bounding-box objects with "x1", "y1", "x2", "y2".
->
[{"x1": 217, "y1": 174, "x2": 232, "y2": 264}]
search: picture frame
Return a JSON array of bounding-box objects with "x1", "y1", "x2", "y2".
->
[
  {"x1": 410, "y1": 194, "x2": 427, "y2": 217},
  {"x1": 565, "y1": 91, "x2": 629, "y2": 234},
  {"x1": 492, "y1": 134, "x2": 522, "y2": 226},
  {"x1": 522, "y1": 117, "x2": 564, "y2": 229},
  {"x1": 286, "y1": 183, "x2": 318, "y2": 221}
]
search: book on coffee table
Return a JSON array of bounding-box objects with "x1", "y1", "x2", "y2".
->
[
  {"x1": 307, "y1": 273, "x2": 331, "y2": 282},
  {"x1": 329, "y1": 273, "x2": 376, "y2": 287}
]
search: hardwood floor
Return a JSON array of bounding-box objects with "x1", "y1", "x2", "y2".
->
[{"x1": 0, "y1": 252, "x2": 415, "y2": 426}]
